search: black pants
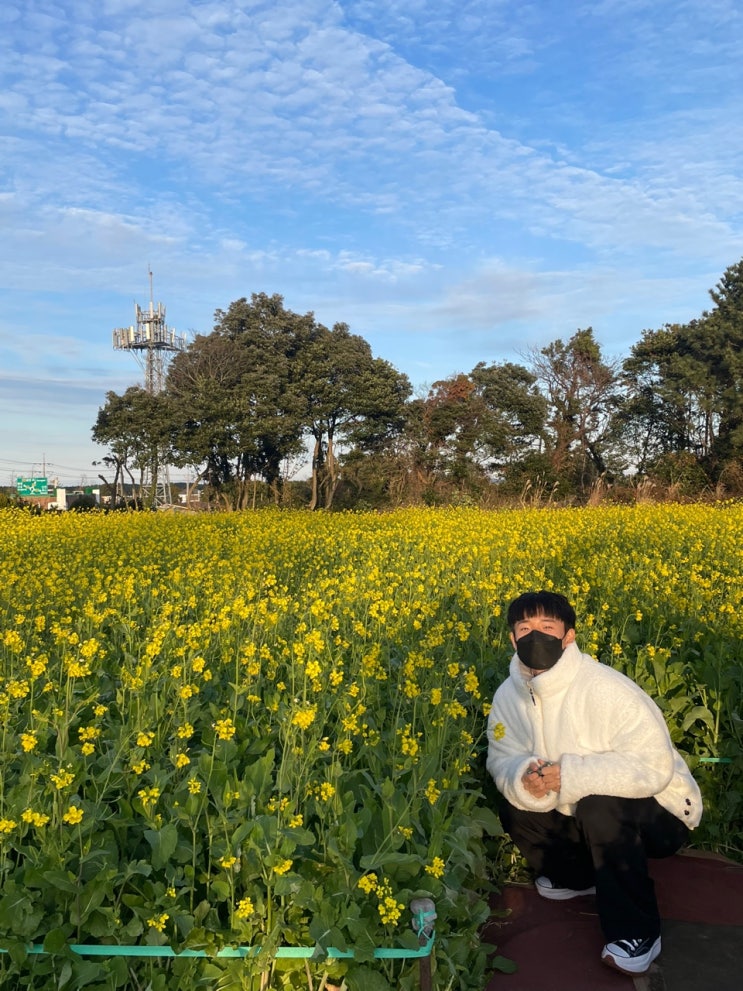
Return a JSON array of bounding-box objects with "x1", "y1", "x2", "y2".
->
[{"x1": 500, "y1": 795, "x2": 689, "y2": 942}]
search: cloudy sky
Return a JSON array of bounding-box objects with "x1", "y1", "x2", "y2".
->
[{"x1": 2, "y1": 0, "x2": 742, "y2": 485}]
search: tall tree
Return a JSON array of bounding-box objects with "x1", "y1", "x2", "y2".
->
[
  {"x1": 386, "y1": 362, "x2": 547, "y2": 502},
  {"x1": 164, "y1": 293, "x2": 410, "y2": 509},
  {"x1": 299, "y1": 322, "x2": 411, "y2": 509},
  {"x1": 704, "y1": 260, "x2": 743, "y2": 467},
  {"x1": 529, "y1": 328, "x2": 620, "y2": 493},
  {"x1": 619, "y1": 322, "x2": 716, "y2": 472},
  {"x1": 166, "y1": 310, "x2": 306, "y2": 507},
  {"x1": 92, "y1": 387, "x2": 171, "y2": 508},
  {"x1": 619, "y1": 259, "x2": 743, "y2": 482},
  {"x1": 469, "y1": 361, "x2": 548, "y2": 483}
]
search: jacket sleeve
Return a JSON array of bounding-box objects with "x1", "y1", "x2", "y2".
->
[
  {"x1": 486, "y1": 692, "x2": 561, "y2": 813},
  {"x1": 558, "y1": 675, "x2": 676, "y2": 805}
]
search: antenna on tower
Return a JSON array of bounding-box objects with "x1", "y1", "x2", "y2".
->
[
  {"x1": 112, "y1": 271, "x2": 187, "y2": 506},
  {"x1": 113, "y1": 271, "x2": 187, "y2": 395}
]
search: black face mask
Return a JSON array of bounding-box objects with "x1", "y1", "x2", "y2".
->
[{"x1": 515, "y1": 629, "x2": 565, "y2": 671}]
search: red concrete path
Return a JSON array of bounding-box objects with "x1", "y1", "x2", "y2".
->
[{"x1": 482, "y1": 851, "x2": 743, "y2": 991}]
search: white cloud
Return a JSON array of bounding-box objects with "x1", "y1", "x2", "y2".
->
[{"x1": 1, "y1": 0, "x2": 743, "y2": 473}]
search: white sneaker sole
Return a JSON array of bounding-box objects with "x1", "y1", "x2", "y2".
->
[
  {"x1": 601, "y1": 939, "x2": 661, "y2": 975},
  {"x1": 535, "y1": 879, "x2": 596, "y2": 901}
]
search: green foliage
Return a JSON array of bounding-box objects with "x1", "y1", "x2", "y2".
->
[{"x1": 1, "y1": 503, "x2": 741, "y2": 989}]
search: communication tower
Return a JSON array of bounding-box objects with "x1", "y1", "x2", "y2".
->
[
  {"x1": 113, "y1": 270, "x2": 187, "y2": 393},
  {"x1": 112, "y1": 270, "x2": 187, "y2": 506}
]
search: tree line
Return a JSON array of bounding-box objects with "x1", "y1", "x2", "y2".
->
[{"x1": 92, "y1": 259, "x2": 743, "y2": 510}]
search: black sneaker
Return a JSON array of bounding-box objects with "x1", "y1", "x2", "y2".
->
[{"x1": 601, "y1": 935, "x2": 661, "y2": 974}]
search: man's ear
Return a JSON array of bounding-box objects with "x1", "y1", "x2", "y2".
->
[
  {"x1": 563, "y1": 628, "x2": 576, "y2": 646},
  {"x1": 509, "y1": 632, "x2": 516, "y2": 650}
]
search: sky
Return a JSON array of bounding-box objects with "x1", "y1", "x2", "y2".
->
[{"x1": 2, "y1": 0, "x2": 743, "y2": 487}]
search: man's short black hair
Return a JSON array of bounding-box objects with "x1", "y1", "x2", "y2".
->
[{"x1": 506, "y1": 591, "x2": 576, "y2": 631}]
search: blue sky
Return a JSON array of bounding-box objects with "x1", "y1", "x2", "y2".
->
[{"x1": 2, "y1": 0, "x2": 742, "y2": 486}]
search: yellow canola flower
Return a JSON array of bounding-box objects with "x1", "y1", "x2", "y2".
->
[
  {"x1": 62, "y1": 806, "x2": 84, "y2": 825},
  {"x1": 0, "y1": 818, "x2": 17, "y2": 835},
  {"x1": 26, "y1": 656, "x2": 47, "y2": 678},
  {"x1": 21, "y1": 809, "x2": 50, "y2": 827},
  {"x1": 425, "y1": 856, "x2": 446, "y2": 879},
  {"x1": 235, "y1": 897, "x2": 254, "y2": 920},
  {"x1": 214, "y1": 717, "x2": 236, "y2": 741},
  {"x1": 292, "y1": 706, "x2": 317, "y2": 730},
  {"x1": 20, "y1": 732, "x2": 38, "y2": 752},
  {"x1": 376, "y1": 878, "x2": 405, "y2": 926},
  {"x1": 273, "y1": 859, "x2": 293, "y2": 876},
  {"x1": 147, "y1": 913, "x2": 169, "y2": 932},
  {"x1": 8, "y1": 679, "x2": 30, "y2": 698},
  {"x1": 425, "y1": 779, "x2": 441, "y2": 805},
  {"x1": 357, "y1": 873, "x2": 378, "y2": 894},
  {"x1": 3, "y1": 630, "x2": 24, "y2": 653},
  {"x1": 50, "y1": 769, "x2": 75, "y2": 790},
  {"x1": 399, "y1": 724, "x2": 421, "y2": 757},
  {"x1": 492, "y1": 722, "x2": 506, "y2": 741},
  {"x1": 65, "y1": 659, "x2": 91, "y2": 678}
]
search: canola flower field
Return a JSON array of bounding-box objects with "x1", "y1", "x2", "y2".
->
[{"x1": 0, "y1": 504, "x2": 741, "y2": 991}]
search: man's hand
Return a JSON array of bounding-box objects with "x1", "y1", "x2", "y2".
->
[{"x1": 522, "y1": 759, "x2": 561, "y2": 798}]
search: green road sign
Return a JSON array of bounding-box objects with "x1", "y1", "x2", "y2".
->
[{"x1": 16, "y1": 477, "x2": 49, "y2": 496}]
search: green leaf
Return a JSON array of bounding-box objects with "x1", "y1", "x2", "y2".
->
[
  {"x1": 57, "y1": 960, "x2": 73, "y2": 989},
  {"x1": 22, "y1": 868, "x2": 79, "y2": 893},
  {"x1": 345, "y1": 963, "x2": 394, "y2": 991},
  {"x1": 144, "y1": 822, "x2": 179, "y2": 869},
  {"x1": 344, "y1": 924, "x2": 377, "y2": 962},
  {"x1": 681, "y1": 706, "x2": 715, "y2": 732},
  {"x1": 70, "y1": 879, "x2": 110, "y2": 926},
  {"x1": 380, "y1": 778, "x2": 396, "y2": 801},
  {"x1": 469, "y1": 804, "x2": 504, "y2": 836},
  {"x1": 209, "y1": 878, "x2": 232, "y2": 900},
  {"x1": 42, "y1": 927, "x2": 72, "y2": 955},
  {"x1": 240, "y1": 748, "x2": 276, "y2": 803},
  {"x1": 491, "y1": 954, "x2": 518, "y2": 974}
]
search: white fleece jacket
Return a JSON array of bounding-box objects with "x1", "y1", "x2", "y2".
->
[{"x1": 486, "y1": 642, "x2": 702, "y2": 828}]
